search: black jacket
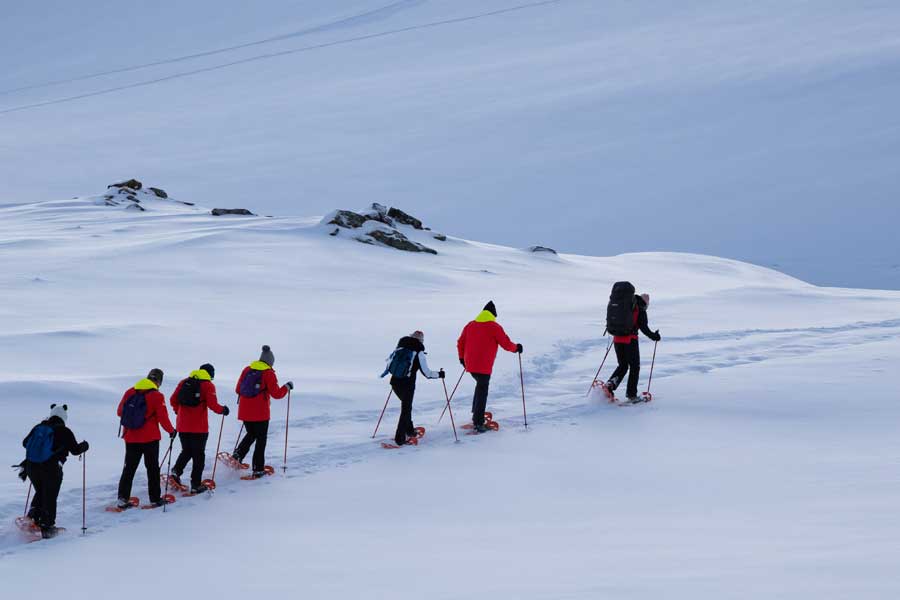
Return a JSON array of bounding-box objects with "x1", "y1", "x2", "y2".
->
[
  {"x1": 390, "y1": 336, "x2": 428, "y2": 386},
  {"x1": 23, "y1": 416, "x2": 87, "y2": 465},
  {"x1": 632, "y1": 296, "x2": 657, "y2": 339}
]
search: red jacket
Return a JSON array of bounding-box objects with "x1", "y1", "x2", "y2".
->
[
  {"x1": 170, "y1": 369, "x2": 226, "y2": 433},
  {"x1": 457, "y1": 310, "x2": 518, "y2": 375},
  {"x1": 613, "y1": 308, "x2": 640, "y2": 344},
  {"x1": 117, "y1": 379, "x2": 175, "y2": 444},
  {"x1": 236, "y1": 362, "x2": 289, "y2": 422}
]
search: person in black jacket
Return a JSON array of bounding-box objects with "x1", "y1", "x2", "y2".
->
[
  {"x1": 386, "y1": 331, "x2": 444, "y2": 446},
  {"x1": 606, "y1": 293, "x2": 661, "y2": 400},
  {"x1": 21, "y1": 404, "x2": 89, "y2": 538}
]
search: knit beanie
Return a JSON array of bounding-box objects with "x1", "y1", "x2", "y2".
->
[
  {"x1": 49, "y1": 403, "x2": 68, "y2": 423},
  {"x1": 260, "y1": 345, "x2": 275, "y2": 367},
  {"x1": 200, "y1": 363, "x2": 215, "y2": 380},
  {"x1": 147, "y1": 368, "x2": 164, "y2": 386},
  {"x1": 640, "y1": 293, "x2": 650, "y2": 308},
  {"x1": 411, "y1": 331, "x2": 424, "y2": 343},
  {"x1": 483, "y1": 301, "x2": 497, "y2": 317}
]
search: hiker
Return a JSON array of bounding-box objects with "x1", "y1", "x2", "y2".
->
[
  {"x1": 232, "y1": 345, "x2": 293, "y2": 478},
  {"x1": 457, "y1": 301, "x2": 522, "y2": 432},
  {"x1": 19, "y1": 404, "x2": 89, "y2": 538},
  {"x1": 382, "y1": 331, "x2": 445, "y2": 446},
  {"x1": 169, "y1": 364, "x2": 229, "y2": 494},
  {"x1": 606, "y1": 291, "x2": 661, "y2": 401},
  {"x1": 116, "y1": 368, "x2": 176, "y2": 508}
]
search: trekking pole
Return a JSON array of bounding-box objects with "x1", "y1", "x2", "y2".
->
[
  {"x1": 438, "y1": 369, "x2": 466, "y2": 424},
  {"x1": 586, "y1": 339, "x2": 613, "y2": 396},
  {"x1": 163, "y1": 436, "x2": 174, "y2": 513},
  {"x1": 81, "y1": 452, "x2": 87, "y2": 535},
  {"x1": 232, "y1": 423, "x2": 245, "y2": 454},
  {"x1": 283, "y1": 389, "x2": 291, "y2": 473},
  {"x1": 159, "y1": 443, "x2": 172, "y2": 470},
  {"x1": 441, "y1": 377, "x2": 459, "y2": 442},
  {"x1": 371, "y1": 389, "x2": 393, "y2": 439},
  {"x1": 643, "y1": 340, "x2": 659, "y2": 401},
  {"x1": 518, "y1": 353, "x2": 528, "y2": 429},
  {"x1": 24, "y1": 482, "x2": 32, "y2": 517},
  {"x1": 207, "y1": 411, "x2": 226, "y2": 488}
]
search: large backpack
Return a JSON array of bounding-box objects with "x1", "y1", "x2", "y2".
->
[
  {"x1": 178, "y1": 377, "x2": 203, "y2": 407},
  {"x1": 120, "y1": 392, "x2": 148, "y2": 430},
  {"x1": 380, "y1": 347, "x2": 415, "y2": 379},
  {"x1": 239, "y1": 369, "x2": 265, "y2": 398},
  {"x1": 606, "y1": 281, "x2": 637, "y2": 336},
  {"x1": 25, "y1": 424, "x2": 55, "y2": 464}
]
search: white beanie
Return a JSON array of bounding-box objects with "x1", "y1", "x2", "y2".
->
[
  {"x1": 640, "y1": 293, "x2": 650, "y2": 308},
  {"x1": 411, "y1": 331, "x2": 425, "y2": 343},
  {"x1": 49, "y1": 403, "x2": 68, "y2": 423}
]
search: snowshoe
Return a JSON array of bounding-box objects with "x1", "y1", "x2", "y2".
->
[
  {"x1": 595, "y1": 381, "x2": 617, "y2": 403},
  {"x1": 41, "y1": 526, "x2": 62, "y2": 539},
  {"x1": 183, "y1": 484, "x2": 210, "y2": 497},
  {"x1": 141, "y1": 494, "x2": 176, "y2": 509},
  {"x1": 106, "y1": 497, "x2": 140, "y2": 513},
  {"x1": 162, "y1": 473, "x2": 188, "y2": 492},
  {"x1": 15, "y1": 515, "x2": 40, "y2": 533},
  {"x1": 217, "y1": 451, "x2": 249, "y2": 470},
  {"x1": 240, "y1": 468, "x2": 274, "y2": 480}
]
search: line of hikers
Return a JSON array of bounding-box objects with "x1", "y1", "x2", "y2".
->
[{"x1": 18, "y1": 289, "x2": 658, "y2": 539}]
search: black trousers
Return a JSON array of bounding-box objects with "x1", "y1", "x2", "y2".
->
[
  {"x1": 391, "y1": 379, "x2": 417, "y2": 445},
  {"x1": 235, "y1": 421, "x2": 269, "y2": 472},
  {"x1": 609, "y1": 339, "x2": 641, "y2": 398},
  {"x1": 470, "y1": 373, "x2": 491, "y2": 426},
  {"x1": 174, "y1": 432, "x2": 209, "y2": 489},
  {"x1": 26, "y1": 461, "x2": 63, "y2": 528},
  {"x1": 118, "y1": 440, "x2": 161, "y2": 503}
]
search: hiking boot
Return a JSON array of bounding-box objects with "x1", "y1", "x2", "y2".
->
[
  {"x1": 40, "y1": 526, "x2": 59, "y2": 539},
  {"x1": 231, "y1": 453, "x2": 244, "y2": 464},
  {"x1": 149, "y1": 497, "x2": 172, "y2": 508},
  {"x1": 170, "y1": 472, "x2": 183, "y2": 486},
  {"x1": 473, "y1": 423, "x2": 490, "y2": 433},
  {"x1": 250, "y1": 470, "x2": 267, "y2": 479},
  {"x1": 190, "y1": 484, "x2": 209, "y2": 494},
  {"x1": 116, "y1": 497, "x2": 132, "y2": 509},
  {"x1": 624, "y1": 396, "x2": 639, "y2": 404}
]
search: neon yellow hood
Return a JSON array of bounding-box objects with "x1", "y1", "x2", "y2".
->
[
  {"x1": 134, "y1": 378, "x2": 159, "y2": 391},
  {"x1": 249, "y1": 361, "x2": 271, "y2": 371},
  {"x1": 190, "y1": 369, "x2": 212, "y2": 381},
  {"x1": 474, "y1": 310, "x2": 496, "y2": 323}
]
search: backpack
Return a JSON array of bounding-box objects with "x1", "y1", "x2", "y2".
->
[
  {"x1": 381, "y1": 347, "x2": 415, "y2": 379},
  {"x1": 239, "y1": 369, "x2": 265, "y2": 398},
  {"x1": 178, "y1": 377, "x2": 203, "y2": 407},
  {"x1": 606, "y1": 281, "x2": 637, "y2": 336},
  {"x1": 25, "y1": 424, "x2": 55, "y2": 464},
  {"x1": 120, "y1": 392, "x2": 147, "y2": 430}
]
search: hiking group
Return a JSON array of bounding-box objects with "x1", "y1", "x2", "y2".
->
[{"x1": 17, "y1": 286, "x2": 658, "y2": 538}]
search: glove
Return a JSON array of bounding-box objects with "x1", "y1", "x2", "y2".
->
[
  {"x1": 516, "y1": 343, "x2": 524, "y2": 354},
  {"x1": 652, "y1": 330, "x2": 661, "y2": 342},
  {"x1": 459, "y1": 358, "x2": 465, "y2": 367},
  {"x1": 222, "y1": 406, "x2": 230, "y2": 417},
  {"x1": 170, "y1": 430, "x2": 178, "y2": 440},
  {"x1": 438, "y1": 369, "x2": 446, "y2": 379},
  {"x1": 78, "y1": 441, "x2": 90, "y2": 453},
  {"x1": 285, "y1": 381, "x2": 294, "y2": 391}
]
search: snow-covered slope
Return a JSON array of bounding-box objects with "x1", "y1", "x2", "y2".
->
[
  {"x1": 3, "y1": 1, "x2": 900, "y2": 287},
  {"x1": 0, "y1": 191, "x2": 898, "y2": 598}
]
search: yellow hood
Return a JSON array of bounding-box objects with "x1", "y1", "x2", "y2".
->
[
  {"x1": 134, "y1": 378, "x2": 159, "y2": 391},
  {"x1": 249, "y1": 361, "x2": 271, "y2": 371},
  {"x1": 474, "y1": 310, "x2": 496, "y2": 323},
  {"x1": 189, "y1": 369, "x2": 212, "y2": 381}
]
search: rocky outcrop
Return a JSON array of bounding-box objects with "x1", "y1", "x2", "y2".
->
[
  {"x1": 529, "y1": 246, "x2": 557, "y2": 255},
  {"x1": 98, "y1": 180, "x2": 197, "y2": 211},
  {"x1": 433, "y1": 233, "x2": 448, "y2": 242},
  {"x1": 322, "y1": 204, "x2": 437, "y2": 254},
  {"x1": 148, "y1": 187, "x2": 168, "y2": 199},
  {"x1": 108, "y1": 178, "x2": 143, "y2": 191},
  {"x1": 211, "y1": 208, "x2": 255, "y2": 216}
]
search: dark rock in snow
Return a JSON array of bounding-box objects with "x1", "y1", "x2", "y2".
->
[
  {"x1": 529, "y1": 246, "x2": 558, "y2": 255},
  {"x1": 327, "y1": 210, "x2": 367, "y2": 229},
  {"x1": 366, "y1": 228, "x2": 437, "y2": 255},
  {"x1": 329, "y1": 227, "x2": 340, "y2": 237},
  {"x1": 148, "y1": 187, "x2": 168, "y2": 199},
  {"x1": 108, "y1": 179, "x2": 143, "y2": 191},
  {"x1": 388, "y1": 207, "x2": 424, "y2": 230},
  {"x1": 433, "y1": 233, "x2": 447, "y2": 242},
  {"x1": 363, "y1": 203, "x2": 394, "y2": 226},
  {"x1": 211, "y1": 208, "x2": 255, "y2": 216}
]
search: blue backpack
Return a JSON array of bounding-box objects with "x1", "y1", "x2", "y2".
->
[
  {"x1": 381, "y1": 347, "x2": 415, "y2": 378},
  {"x1": 240, "y1": 370, "x2": 264, "y2": 397},
  {"x1": 120, "y1": 392, "x2": 147, "y2": 430},
  {"x1": 25, "y1": 424, "x2": 55, "y2": 464}
]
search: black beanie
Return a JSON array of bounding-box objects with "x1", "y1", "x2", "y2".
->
[
  {"x1": 200, "y1": 363, "x2": 215, "y2": 380},
  {"x1": 147, "y1": 368, "x2": 164, "y2": 385},
  {"x1": 484, "y1": 301, "x2": 497, "y2": 317}
]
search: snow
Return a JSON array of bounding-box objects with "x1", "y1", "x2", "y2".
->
[
  {"x1": 2, "y1": 1, "x2": 900, "y2": 287},
  {"x1": 0, "y1": 191, "x2": 899, "y2": 598}
]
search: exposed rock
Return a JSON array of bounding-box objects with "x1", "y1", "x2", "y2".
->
[
  {"x1": 326, "y1": 210, "x2": 367, "y2": 229},
  {"x1": 433, "y1": 233, "x2": 447, "y2": 242},
  {"x1": 125, "y1": 203, "x2": 146, "y2": 212},
  {"x1": 388, "y1": 207, "x2": 424, "y2": 230},
  {"x1": 362, "y1": 203, "x2": 394, "y2": 226},
  {"x1": 126, "y1": 195, "x2": 138, "y2": 202},
  {"x1": 529, "y1": 246, "x2": 558, "y2": 255},
  {"x1": 329, "y1": 227, "x2": 340, "y2": 237},
  {"x1": 179, "y1": 201, "x2": 195, "y2": 206},
  {"x1": 211, "y1": 208, "x2": 255, "y2": 216},
  {"x1": 364, "y1": 227, "x2": 437, "y2": 255},
  {"x1": 148, "y1": 187, "x2": 168, "y2": 199},
  {"x1": 108, "y1": 179, "x2": 143, "y2": 191}
]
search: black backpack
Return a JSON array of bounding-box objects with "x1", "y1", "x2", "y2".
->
[
  {"x1": 239, "y1": 369, "x2": 264, "y2": 398},
  {"x1": 120, "y1": 392, "x2": 147, "y2": 430},
  {"x1": 606, "y1": 281, "x2": 636, "y2": 336},
  {"x1": 178, "y1": 377, "x2": 203, "y2": 407}
]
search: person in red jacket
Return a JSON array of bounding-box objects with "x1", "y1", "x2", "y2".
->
[
  {"x1": 457, "y1": 301, "x2": 522, "y2": 432},
  {"x1": 116, "y1": 368, "x2": 176, "y2": 508},
  {"x1": 606, "y1": 293, "x2": 661, "y2": 401},
  {"x1": 232, "y1": 346, "x2": 293, "y2": 478},
  {"x1": 169, "y1": 363, "x2": 229, "y2": 494}
]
